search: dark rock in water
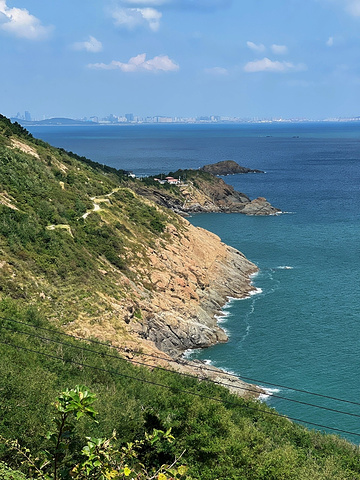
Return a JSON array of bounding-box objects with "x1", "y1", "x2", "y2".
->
[
  {"x1": 201, "y1": 160, "x2": 264, "y2": 175},
  {"x1": 240, "y1": 197, "x2": 281, "y2": 216}
]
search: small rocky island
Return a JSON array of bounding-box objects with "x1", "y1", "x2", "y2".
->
[{"x1": 201, "y1": 160, "x2": 264, "y2": 175}]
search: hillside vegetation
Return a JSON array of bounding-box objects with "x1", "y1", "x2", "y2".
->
[
  {"x1": 1, "y1": 115, "x2": 360, "y2": 479},
  {"x1": 1, "y1": 301, "x2": 360, "y2": 480},
  {"x1": 0, "y1": 114, "x2": 178, "y2": 324}
]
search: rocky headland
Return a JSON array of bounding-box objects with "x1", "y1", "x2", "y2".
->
[
  {"x1": 134, "y1": 167, "x2": 281, "y2": 216},
  {"x1": 201, "y1": 160, "x2": 264, "y2": 175}
]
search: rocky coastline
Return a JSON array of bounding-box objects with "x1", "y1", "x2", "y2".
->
[
  {"x1": 125, "y1": 219, "x2": 264, "y2": 397},
  {"x1": 65, "y1": 215, "x2": 264, "y2": 398},
  {"x1": 134, "y1": 169, "x2": 281, "y2": 216},
  {"x1": 0, "y1": 124, "x2": 267, "y2": 398}
]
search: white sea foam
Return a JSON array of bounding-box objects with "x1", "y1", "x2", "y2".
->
[
  {"x1": 216, "y1": 309, "x2": 231, "y2": 318},
  {"x1": 183, "y1": 348, "x2": 202, "y2": 359},
  {"x1": 258, "y1": 387, "x2": 281, "y2": 402},
  {"x1": 211, "y1": 365, "x2": 238, "y2": 376},
  {"x1": 225, "y1": 295, "x2": 248, "y2": 303},
  {"x1": 277, "y1": 265, "x2": 293, "y2": 270},
  {"x1": 240, "y1": 324, "x2": 251, "y2": 343},
  {"x1": 216, "y1": 316, "x2": 229, "y2": 325},
  {"x1": 215, "y1": 307, "x2": 232, "y2": 325},
  {"x1": 250, "y1": 287, "x2": 263, "y2": 295},
  {"x1": 225, "y1": 295, "x2": 238, "y2": 303}
]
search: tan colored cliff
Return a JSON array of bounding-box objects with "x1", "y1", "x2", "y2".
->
[
  {"x1": 0, "y1": 129, "x2": 264, "y2": 397},
  {"x1": 66, "y1": 216, "x2": 257, "y2": 354},
  {"x1": 65, "y1": 215, "x2": 262, "y2": 397},
  {"x1": 136, "y1": 221, "x2": 258, "y2": 356}
]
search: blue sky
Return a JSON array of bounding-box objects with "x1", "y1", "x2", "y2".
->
[{"x1": 1, "y1": 0, "x2": 360, "y2": 119}]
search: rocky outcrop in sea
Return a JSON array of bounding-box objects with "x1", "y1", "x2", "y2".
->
[{"x1": 201, "y1": 160, "x2": 264, "y2": 175}]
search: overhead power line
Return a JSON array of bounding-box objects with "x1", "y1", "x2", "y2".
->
[
  {"x1": 1, "y1": 315, "x2": 360, "y2": 408},
  {"x1": 1, "y1": 321, "x2": 360, "y2": 422},
  {"x1": 1, "y1": 337, "x2": 360, "y2": 439}
]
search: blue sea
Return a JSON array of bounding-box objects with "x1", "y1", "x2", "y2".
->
[{"x1": 28, "y1": 123, "x2": 360, "y2": 443}]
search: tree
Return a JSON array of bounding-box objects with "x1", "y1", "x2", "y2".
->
[{"x1": 2, "y1": 386, "x2": 188, "y2": 480}]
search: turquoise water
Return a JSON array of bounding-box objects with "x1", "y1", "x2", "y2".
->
[{"x1": 28, "y1": 123, "x2": 360, "y2": 442}]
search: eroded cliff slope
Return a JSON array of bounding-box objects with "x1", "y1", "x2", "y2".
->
[{"x1": 0, "y1": 115, "x2": 261, "y2": 396}]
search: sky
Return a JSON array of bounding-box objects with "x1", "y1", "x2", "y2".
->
[{"x1": 1, "y1": 0, "x2": 360, "y2": 120}]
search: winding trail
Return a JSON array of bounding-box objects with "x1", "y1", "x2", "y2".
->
[{"x1": 81, "y1": 187, "x2": 120, "y2": 219}]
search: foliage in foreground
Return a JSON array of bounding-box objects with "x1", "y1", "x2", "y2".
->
[
  {"x1": 1, "y1": 301, "x2": 360, "y2": 480},
  {"x1": 2, "y1": 386, "x2": 187, "y2": 480}
]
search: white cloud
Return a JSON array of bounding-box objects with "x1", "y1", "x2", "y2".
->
[
  {"x1": 0, "y1": 0, "x2": 52, "y2": 39},
  {"x1": 73, "y1": 36, "x2": 103, "y2": 53},
  {"x1": 140, "y1": 7, "x2": 162, "y2": 30},
  {"x1": 111, "y1": 6, "x2": 162, "y2": 31},
  {"x1": 327, "y1": 0, "x2": 360, "y2": 17},
  {"x1": 121, "y1": 0, "x2": 230, "y2": 8},
  {"x1": 345, "y1": 0, "x2": 360, "y2": 16},
  {"x1": 244, "y1": 57, "x2": 307, "y2": 73},
  {"x1": 121, "y1": 0, "x2": 168, "y2": 4},
  {"x1": 88, "y1": 53, "x2": 179, "y2": 72},
  {"x1": 326, "y1": 36, "x2": 334, "y2": 46},
  {"x1": 204, "y1": 66, "x2": 229, "y2": 75},
  {"x1": 246, "y1": 41, "x2": 266, "y2": 53},
  {"x1": 271, "y1": 44, "x2": 288, "y2": 55},
  {"x1": 109, "y1": 0, "x2": 230, "y2": 32}
]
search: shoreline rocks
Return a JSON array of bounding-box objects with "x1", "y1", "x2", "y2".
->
[{"x1": 134, "y1": 174, "x2": 281, "y2": 216}]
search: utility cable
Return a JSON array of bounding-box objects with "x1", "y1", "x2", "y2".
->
[
  {"x1": 1, "y1": 315, "x2": 360, "y2": 408},
  {"x1": 1, "y1": 321, "x2": 360, "y2": 421},
  {"x1": 1, "y1": 337, "x2": 360, "y2": 439}
]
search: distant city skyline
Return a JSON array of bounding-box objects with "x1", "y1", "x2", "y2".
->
[
  {"x1": 11, "y1": 110, "x2": 360, "y2": 125},
  {"x1": 2, "y1": 1, "x2": 360, "y2": 120}
]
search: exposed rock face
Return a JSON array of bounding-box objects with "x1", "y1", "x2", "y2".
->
[
  {"x1": 240, "y1": 197, "x2": 281, "y2": 216},
  {"x1": 65, "y1": 214, "x2": 263, "y2": 397},
  {"x1": 133, "y1": 174, "x2": 281, "y2": 216},
  {"x1": 130, "y1": 221, "x2": 258, "y2": 357},
  {"x1": 179, "y1": 177, "x2": 251, "y2": 213},
  {"x1": 201, "y1": 160, "x2": 264, "y2": 175},
  {"x1": 131, "y1": 219, "x2": 263, "y2": 396}
]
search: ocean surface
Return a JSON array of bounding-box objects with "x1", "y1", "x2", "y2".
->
[{"x1": 28, "y1": 122, "x2": 360, "y2": 443}]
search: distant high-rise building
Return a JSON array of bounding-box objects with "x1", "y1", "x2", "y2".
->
[
  {"x1": 103, "y1": 114, "x2": 118, "y2": 123},
  {"x1": 125, "y1": 113, "x2": 134, "y2": 122},
  {"x1": 24, "y1": 111, "x2": 32, "y2": 121},
  {"x1": 154, "y1": 116, "x2": 173, "y2": 123}
]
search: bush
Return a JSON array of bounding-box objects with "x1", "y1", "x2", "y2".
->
[{"x1": 0, "y1": 462, "x2": 28, "y2": 480}]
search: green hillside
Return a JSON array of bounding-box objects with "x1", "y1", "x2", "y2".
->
[
  {"x1": 0, "y1": 114, "x2": 180, "y2": 323},
  {"x1": 1, "y1": 115, "x2": 360, "y2": 479},
  {"x1": 1, "y1": 303, "x2": 360, "y2": 480}
]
